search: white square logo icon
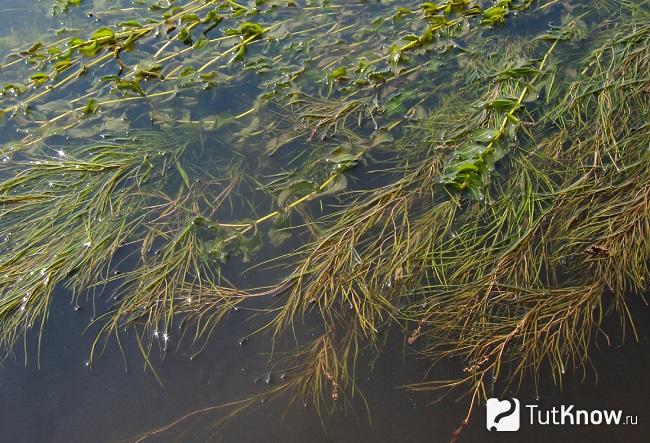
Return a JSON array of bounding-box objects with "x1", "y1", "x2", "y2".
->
[{"x1": 486, "y1": 398, "x2": 520, "y2": 431}]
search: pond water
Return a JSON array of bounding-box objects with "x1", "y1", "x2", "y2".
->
[
  {"x1": 0, "y1": 1, "x2": 648, "y2": 442},
  {"x1": 0, "y1": 292, "x2": 648, "y2": 442}
]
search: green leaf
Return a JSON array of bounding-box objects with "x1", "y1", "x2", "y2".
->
[
  {"x1": 180, "y1": 13, "x2": 200, "y2": 25},
  {"x1": 479, "y1": 97, "x2": 520, "y2": 111},
  {"x1": 30, "y1": 72, "x2": 50, "y2": 85},
  {"x1": 118, "y1": 20, "x2": 142, "y2": 27},
  {"x1": 51, "y1": 0, "x2": 82, "y2": 15},
  {"x1": 456, "y1": 143, "x2": 488, "y2": 160},
  {"x1": 114, "y1": 80, "x2": 145, "y2": 96},
  {"x1": 226, "y1": 22, "x2": 264, "y2": 39},
  {"x1": 482, "y1": 6, "x2": 508, "y2": 25},
  {"x1": 79, "y1": 40, "x2": 99, "y2": 57},
  {"x1": 440, "y1": 157, "x2": 488, "y2": 200},
  {"x1": 25, "y1": 42, "x2": 43, "y2": 54},
  {"x1": 82, "y1": 99, "x2": 99, "y2": 115},
  {"x1": 472, "y1": 128, "x2": 501, "y2": 143},
  {"x1": 91, "y1": 28, "x2": 115, "y2": 42},
  {"x1": 328, "y1": 66, "x2": 348, "y2": 82},
  {"x1": 318, "y1": 173, "x2": 348, "y2": 197},
  {"x1": 234, "y1": 228, "x2": 262, "y2": 263},
  {"x1": 54, "y1": 60, "x2": 73, "y2": 73},
  {"x1": 277, "y1": 180, "x2": 317, "y2": 207},
  {"x1": 268, "y1": 215, "x2": 292, "y2": 247},
  {"x1": 3, "y1": 83, "x2": 27, "y2": 95},
  {"x1": 194, "y1": 37, "x2": 209, "y2": 49},
  {"x1": 327, "y1": 146, "x2": 358, "y2": 166},
  {"x1": 177, "y1": 27, "x2": 194, "y2": 45},
  {"x1": 495, "y1": 66, "x2": 540, "y2": 80},
  {"x1": 232, "y1": 43, "x2": 247, "y2": 62},
  {"x1": 134, "y1": 63, "x2": 163, "y2": 80},
  {"x1": 202, "y1": 10, "x2": 223, "y2": 35}
]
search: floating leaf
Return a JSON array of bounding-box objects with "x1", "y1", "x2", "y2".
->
[
  {"x1": 277, "y1": 180, "x2": 317, "y2": 207},
  {"x1": 495, "y1": 66, "x2": 540, "y2": 80},
  {"x1": 318, "y1": 173, "x2": 348, "y2": 197},
  {"x1": 326, "y1": 146, "x2": 358, "y2": 170},
  {"x1": 440, "y1": 157, "x2": 487, "y2": 200},
  {"x1": 91, "y1": 28, "x2": 115, "y2": 42},
  {"x1": 54, "y1": 60, "x2": 73, "y2": 73},
  {"x1": 24, "y1": 42, "x2": 43, "y2": 54},
  {"x1": 233, "y1": 228, "x2": 262, "y2": 263},
  {"x1": 177, "y1": 27, "x2": 194, "y2": 45},
  {"x1": 232, "y1": 42, "x2": 247, "y2": 62},
  {"x1": 226, "y1": 22, "x2": 265, "y2": 39},
  {"x1": 134, "y1": 63, "x2": 164, "y2": 80},
  {"x1": 472, "y1": 128, "x2": 501, "y2": 143},
  {"x1": 51, "y1": 0, "x2": 82, "y2": 15},
  {"x1": 118, "y1": 20, "x2": 142, "y2": 28},
  {"x1": 180, "y1": 13, "x2": 200, "y2": 25},
  {"x1": 328, "y1": 66, "x2": 348, "y2": 82},
  {"x1": 482, "y1": 6, "x2": 508, "y2": 26},
  {"x1": 2, "y1": 83, "x2": 27, "y2": 95},
  {"x1": 194, "y1": 37, "x2": 209, "y2": 49},
  {"x1": 268, "y1": 215, "x2": 292, "y2": 247},
  {"x1": 265, "y1": 132, "x2": 300, "y2": 155},
  {"x1": 240, "y1": 22, "x2": 264, "y2": 38},
  {"x1": 456, "y1": 143, "x2": 488, "y2": 159},
  {"x1": 79, "y1": 41, "x2": 99, "y2": 57},
  {"x1": 202, "y1": 10, "x2": 224, "y2": 35},
  {"x1": 479, "y1": 97, "x2": 520, "y2": 111},
  {"x1": 30, "y1": 72, "x2": 50, "y2": 85},
  {"x1": 114, "y1": 80, "x2": 145, "y2": 96},
  {"x1": 82, "y1": 99, "x2": 99, "y2": 115}
]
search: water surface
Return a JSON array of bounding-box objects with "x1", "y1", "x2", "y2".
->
[{"x1": 0, "y1": 1, "x2": 648, "y2": 442}]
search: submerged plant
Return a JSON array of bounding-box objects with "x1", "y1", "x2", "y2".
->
[{"x1": 0, "y1": 0, "x2": 648, "y2": 439}]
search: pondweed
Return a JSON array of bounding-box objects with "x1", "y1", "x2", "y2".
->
[{"x1": 0, "y1": 0, "x2": 647, "y2": 438}]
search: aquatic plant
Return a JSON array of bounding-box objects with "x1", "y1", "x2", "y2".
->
[{"x1": 0, "y1": 0, "x2": 648, "y2": 439}]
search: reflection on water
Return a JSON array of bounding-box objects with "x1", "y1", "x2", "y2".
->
[{"x1": 0, "y1": 0, "x2": 648, "y2": 442}]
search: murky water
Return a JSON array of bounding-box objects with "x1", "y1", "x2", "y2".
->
[
  {"x1": 0, "y1": 288, "x2": 647, "y2": 442},
  {"x1": 0, "y1": 293, "x2": 429, "y2": 442},
  {"x1": 0, "y1": 1, "x2": 648, "y2": 442}
]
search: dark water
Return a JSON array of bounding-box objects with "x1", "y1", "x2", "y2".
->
[
  {"x1": 0, "y1": 1, "x2": 648, "y2": 442},
  {"x1": 0, "y1": 285, "x2": 647, "y2": 443},
  {"x1": 0, "y1": 289, "x2": 647, "y2": 443}
]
